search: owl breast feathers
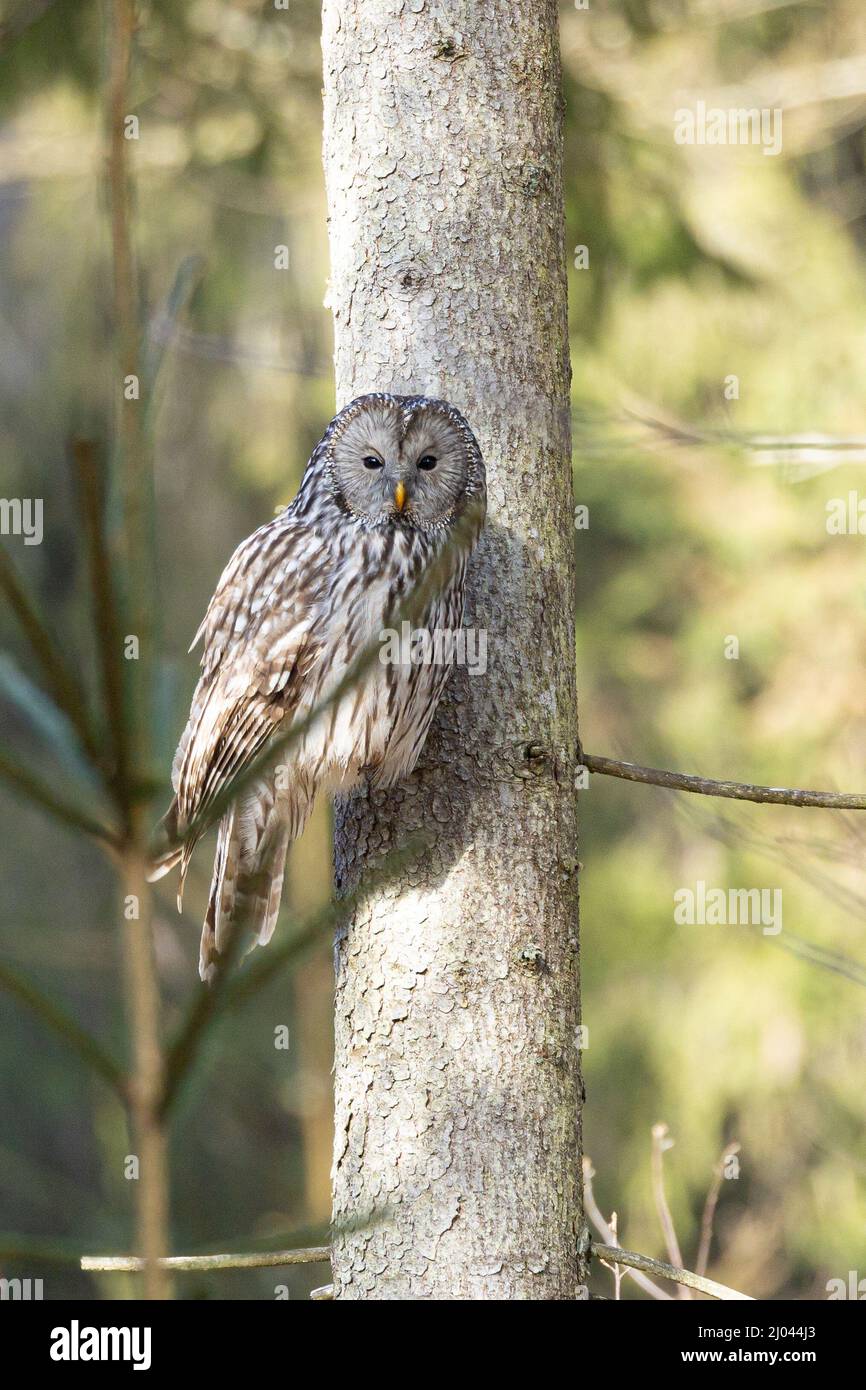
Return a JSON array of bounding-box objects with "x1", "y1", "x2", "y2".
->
[{"x1": 148, "y1": 393, "x2": 486, "y2": 980}]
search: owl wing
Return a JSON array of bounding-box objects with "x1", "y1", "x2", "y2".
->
[{"x1": 171, "y1": 515, "x2": 324, "y2": 841}]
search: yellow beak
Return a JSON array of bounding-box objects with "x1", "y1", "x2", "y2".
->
[{"x1": 394, "y1": 480, "x2": 407, "y2": 512}]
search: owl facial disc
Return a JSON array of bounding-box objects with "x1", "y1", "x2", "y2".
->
[{"x1": 326, "y1": 393, "x2": 481, "y2": 530}]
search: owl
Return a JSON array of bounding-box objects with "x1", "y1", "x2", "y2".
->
[{"x1": 149, "y1": 393, "x2": 486, "y2": 980}]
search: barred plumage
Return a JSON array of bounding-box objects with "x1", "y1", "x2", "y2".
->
[{"x1": 149, "y1": 393, "x2": 486, "y2": 980}]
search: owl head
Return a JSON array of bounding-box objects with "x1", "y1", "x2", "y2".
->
[{"x1": 319, "y1": 393, "x2": 485, "y2": 532}]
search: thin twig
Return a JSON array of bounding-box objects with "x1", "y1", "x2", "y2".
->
[
  {"x1": 696, "y1": 1142, "x2": 740, "y2": 1279},
  {"x1": 581, "y1": 752, "x2": 866, "y2": 811},
  {"x1": 775, "y1": 932, "x2": 866, "y2": 989},
  {"x1": 70, "y1": 439, "x2": 130, "y2": 811},
  {"x1": 159, "y1": 834, "x2": 430, "y2": 1117},
  {"x1": 0, "y1": 753, "x2": 121, "y2": 850},
  {"x1": 157, "y1": 891, "x2": 257, "y2": 1120},
  {"x1": 0, "y1": 1236, "x2": 88, "y2": 1267},
  {"x1": 141, "y1": 254, "x2": 206, "y2": 404},
  {"x1": 651, "y1": 1123, "x2": 690, "y2": 1299},
  {"x1": 81, "y1": 1246, "x2": 330, "y2": 1273},
  {"x1": 582, "y1": 1158, "x2": 671, "y2": 1299},
  {"x1": 0, "y1": 545, "x2": 102, "y2": 769},
  {"x1": 590, "y1": 1244, "x2": 753, "y2": 1301},
  {"x1": 598, "y1": 1212, "x2": 624, "y2": 1300},
  {"x1": 0, "y1": 962, "x2": 126, "y2": 1097}
]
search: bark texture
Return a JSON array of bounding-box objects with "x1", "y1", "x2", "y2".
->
[{"x1": 322, "y1": 0, "x2": 584, "y2": 1300}]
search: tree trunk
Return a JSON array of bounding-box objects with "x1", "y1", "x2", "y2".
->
[{"x1": 322, "y1": 0, "x2": 584, "y2": 1300}]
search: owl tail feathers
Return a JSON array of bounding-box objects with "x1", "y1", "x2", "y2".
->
[
  {"x1": 199, "y1": 809, "x2": 291, "y2": 985},
  {"x1": 145, "y1": 798, "x2": 197, "y2": 913}
]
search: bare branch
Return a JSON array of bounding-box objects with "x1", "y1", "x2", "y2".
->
[
  {"x1": 775, "y1": 932, "x2": 866, "y2": 990},
  {"x1": 0, "y1": 753, "x2": 121, "y2": 850},
  {"x1": 81, "y1": 1246, "x2": 330, "y2": 1273},
  {"x1": 590, "y1": 1244, "x2": 753, "y2": 1301},
  {"x1": 159, "y1": 834, "x2": 431, "y2": 1117},
  {"x1": 70, "y1": 440, "x2": 130, "y2": 810},
  {"x1": 157, "y1": 898, "x2": 252, "y2": 1120},
  {"x1": 696, "y1": 1143, "x2": 741, "y2": 1279},
  {"x1": 581, "y1": 752, "x2": 866, "y2": 811},
  {"x1": 0, "y1": 962, "x2": 126, "y2": 1098},
  {"x1": 598, "y1": 1212, "x2": 625, "y2": 1300},
  {"x1": 651, "y1": 1123, "x2": 691, "y2": 1300},
  {"x1": 0, "y1": 1236, "x2": 84, "y2": 1267},
  {"x1": 0, "y1": 545, "x2": 102, "y2": 769},
  {"x1": 582, "y1": 1158, "x2": 672, "y2": 1300}
]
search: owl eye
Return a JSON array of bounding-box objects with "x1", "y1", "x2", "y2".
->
[
  {"x1": 417, "y1": 455, "x2": 437, "y2": 471},
  {"x1": 362, "y1": 455, "x2": 384, "y2": 470}
]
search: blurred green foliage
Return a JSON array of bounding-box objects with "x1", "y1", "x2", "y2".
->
[
  {"x1": 563, "y1": 0, "x2": 866, "y2": 1298},
  {"x1": 1, "y1": 0, "x2": 866, "y2": 1299}
]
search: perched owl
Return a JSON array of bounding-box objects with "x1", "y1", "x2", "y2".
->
[{"x1": 149, "y1": 393, "x2": 486, "y2": 981}]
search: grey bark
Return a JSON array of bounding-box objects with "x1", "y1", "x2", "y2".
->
[{"x1": 322, "y1": 0, "x2": 584, "y2": 1300}]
